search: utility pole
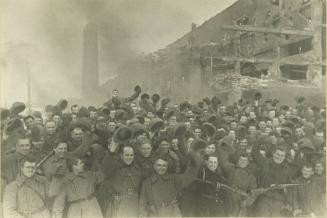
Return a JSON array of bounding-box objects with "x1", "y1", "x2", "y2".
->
[{"x1": 25, "y1": 60, "x2": 32, "y2": 115}]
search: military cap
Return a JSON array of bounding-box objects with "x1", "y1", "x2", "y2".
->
[
  {"x1": 114, "y1": 125, "x2": 133, "y2": 143},
  {"x1": 203, "y1": 122, "x2": 216, "y2": 137},
  {"x1": 10, "y1": 102, "x2": 26, "y2": 115},
  {"x1": 151, "y1": 94, "x2": 160, "y2": 103},
  {"x1": 149, "y1": 118, "x2": 164, "y2": 132},
  {"x1": 141, "y1": 93, "x2": 150, "y2": 100}
]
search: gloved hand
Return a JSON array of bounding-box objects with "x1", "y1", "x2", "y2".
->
[
  {"x1": 151, "y1": 94, "x2": 160, "y2": 103},
  {"x1": 134, "y1": 85, "x2": 142, "y2": 94}
]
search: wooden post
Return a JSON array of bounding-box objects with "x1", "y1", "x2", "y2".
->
[
  {"x1": 309, "y1": 0, "x2": 323, "y2": 88},
  {"x1": 25, "y1": 60, "x2": 32, "y2": 115}
]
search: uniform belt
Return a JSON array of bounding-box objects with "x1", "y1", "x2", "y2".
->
[
  {"x1": 69, "y1": 193, "x2": 95, "y2": 204},
  {"x1": 117, "y1": 188, "x2": 137, "y2": 197},
  {"x1": 21, "y1": 205, "x2": 46, "y2": 216},
  {"x1": 155, "y1": 199, "x2": 178, "y2": 208},
  {"x1": 201, "y1": 193, "x2": 223, "y2": 203}
]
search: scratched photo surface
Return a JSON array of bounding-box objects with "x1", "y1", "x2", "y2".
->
[{"x1": 0, "y1": 0, "x2": 326, "y2": 218}]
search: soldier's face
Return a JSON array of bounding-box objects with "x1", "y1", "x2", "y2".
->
[
  {"x1": 206, "y1": 156, "x2": 218, "y2": 172},
  {"x1": 112, "y1": 90, "x2": 119, "y2": 98},
  {"x1": 265, "y1": 127, "x2": 272, "y2": 134},
  {"x1": 169, "y1": 116, "x2": 177, "y2": 126},
  {"x1": 21, "y1": 161, "x2": 36, "y2": 178},
  {"x1": 272, "y1": 118, "x2": 279, "y2": 127},
  {"x1": 315, "y1": 132, "x2": 324, "y2": 141},
  {"x1": 71, "y1": 106, "x2": 79, "y2": 114},
  {"x1": 248, "y1": 126, "x2": 256, "y2": 135},
  {"x1": 268, "y1": 110, "x2": 275, "y2": 119},
  {"x1": 90, "y1": 111, "x2": 97, "y2": 119},
  {"x1": 186, "y1": 138, "x2": 194, "y2": 152},
  {"x1": 314, "y1": 163, "x2": 324, "y2": 175},
  {"x1": 16, "y1": 139, "x2": 31, "y2": 156},
  {"x1": 122, "y1": 147, "x2": 134, "y2": 165},
  {"x1": 140, "y1": 143, "x2": 152, "y2": 158},
  {"x1": 147, "y1": 112, "x2": 154, "y2": 118},
  {"x1": 154, "y1": 159, "x2": 168, "y2": 175},
  {"x1": 273, "y1": 150, "x2": 286, "y2": 164},
  {"x1": 249, "y1": 112, "x2": 256, "y2": 119},
  {"x1": 259, "y1": 121, "x2": 266, "y2": 130},
  {"x1": 205, "y1": 144, "x2": 216, "y2": 155},
  {"x1": 302, "y1": 167, "x2": 313, "y2": 179},
  {"x1": 107, "y1": 122, "x2": 116, "y2": 132},
  {"x1": 109, "y1": 110, "x2": 116, "y2": 119},
  {"x1": 71, "y1": 128, "x2": 83, "y2": 144},
  {"x1": 295, "y1": 128, "x2": 303, "y2": 138},
  {"x1": 240, "y1": 116, "x2": 247, "y2": 124},
  {"x1": 238, "y1": 156, "x2": 249, "y2": 168},
  {"x1": 55, "y1": 143, "x2": 68, "y2": 156},
  {"x1": 239, "y1": 139, "x2": 248, "y2": 150},
  {"x1": 131, "y1": 105, "x2": 138, "y2": 113},
  {"x1": 32, "y1": 138, "x2": 44, "y2": 150},
  {"x1": 228, "y1": 130, "x2": 236, "y2": 139},
  {"x1": 159, "y1": 141, "x2": 170, "y2": 153},
  {"x1": 230, "y1": 122, "x2": 237, "y2": 130},
  {"x1": 45, "y1": 121, "x2": 56, "y2": 135},
  {"x1": 184, "y1": 121, "x2": 191, "y2": 129},
  {"x1": 144, "y1": 118, "x2": 150, "y2": 127},
  {"x1": 25, "y1": 118, "x2": 34, "y2": 128},
  {"x1": 35, "y1": 118, "x2": 43, "y2": 125},
  {"x1": 194, "y1": 129, "x2": 202, "y2": 138}
]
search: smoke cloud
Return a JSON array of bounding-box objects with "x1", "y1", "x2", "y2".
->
[{"x1": 0, "y1": 0, "x2": 236, "y2": 107}]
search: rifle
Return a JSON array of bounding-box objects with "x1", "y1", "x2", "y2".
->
[
  {"x1": 194, "y1": 178, "x2": 249, "y2": 197},
  {"x1": 250, "y1": 183, "x2": 304, "y2": 197},
  {"x1": 36, "y1": 150, "x2": 55, "y2": 168},
  {"x1": 244, "y1": 183, "x2": 305, "y2": 207}
]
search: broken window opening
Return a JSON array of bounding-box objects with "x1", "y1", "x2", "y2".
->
[
  {"x1": 281, "y1": 38, "x2": 312, "y2": 57},
  {"x1": 236, "y1": 16, "x2": 250, "y2": 26},
  {"x1": 280, "y1": 64, "x2": 308, "y2": 80},
  {"x1": 241, "y1": 62, "x2": 261, "y2": 78}
]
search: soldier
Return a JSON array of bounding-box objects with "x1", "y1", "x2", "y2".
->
[
  {"x1": 43, "y1": 120, "x2": 58, "y2": 153},
  {"x1": 227, "y1": 153, "x2": 257, "y2": 216},
  {"x1": 3, "y1": 156, "x2": 51, "y2": 218},
  {"x1": 100, "y1": 142, "x2": 142, "y2": 217},
  {"x1": 251, "y1": 145, "x2": 293, "y2": 217},
  {"x1": 196, "y1": 155, "x2": 228, "y2": 217},
  {"x1": 291, "y1": 164, "x2": 325, "y2": 217},
  {"x1": 42, "y1": 140, "x2": 68, "y2": 199},
  {"x1": 52, "y1": 155, "x2": 104, "y2": 218},
  {"x1": 134, "y1": 138, "x2": 154, "y2": 179},
  {"x1": 103, "y1": 85, "x2": 141, "y2": 108},
  {"x1": 139, "y1": 145, "x2": 202, "y2": 217},
  {"x1": 1, "y1": 134, "x2": 32, "y2": 184}
]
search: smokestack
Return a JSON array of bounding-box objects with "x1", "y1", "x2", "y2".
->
[{"x1": 82, "y1": 22, "x2": 99, "y2": 102}]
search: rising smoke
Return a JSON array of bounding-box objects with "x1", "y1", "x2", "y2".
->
[{"x1": 0, "y1": 0, "x2": 236, "y2": 107}]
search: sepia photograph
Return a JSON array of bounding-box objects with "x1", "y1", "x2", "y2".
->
[{"x1": 0, "y1": 0, "x2": 326, "y2": 217}]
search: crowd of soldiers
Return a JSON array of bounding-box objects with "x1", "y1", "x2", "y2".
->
[{"x1": 0, "y1": 85, "x2": 326, "y2": 218}]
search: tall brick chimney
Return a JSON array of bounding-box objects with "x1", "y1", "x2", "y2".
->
[{"x1": 82, "y1": 22, "x2": 99, "y2": 101}]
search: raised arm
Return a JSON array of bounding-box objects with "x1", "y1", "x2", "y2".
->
[{"x1": 175, "y1": 151, "x2": 202, "y2": 190}]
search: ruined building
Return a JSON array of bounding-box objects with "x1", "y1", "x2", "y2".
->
[{"x1": 88, "y1": 0, "x2": 326, "y2": 106}]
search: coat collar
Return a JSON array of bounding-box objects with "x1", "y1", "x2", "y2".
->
[
  {"x1": 65, "y1": 171, "x2": 87, "y2": 181},
  {"x1": 16, "y1": 174, "x2": 44, "y2": 187},
  {"x1": 151, "y1": 173, "x2": 170, "y2": 183}
]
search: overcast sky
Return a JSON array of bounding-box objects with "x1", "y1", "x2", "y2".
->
[{"x1": 0, "y1": 0, "x2": 237, "y2": 107}]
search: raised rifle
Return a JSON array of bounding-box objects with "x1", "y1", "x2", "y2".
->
[
  {"x1": 194, "y1": 178, "x2": 249, "y2": 197},
  {"x1": 36, "y1": 150, "x2": 55, "y2": 168}
]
